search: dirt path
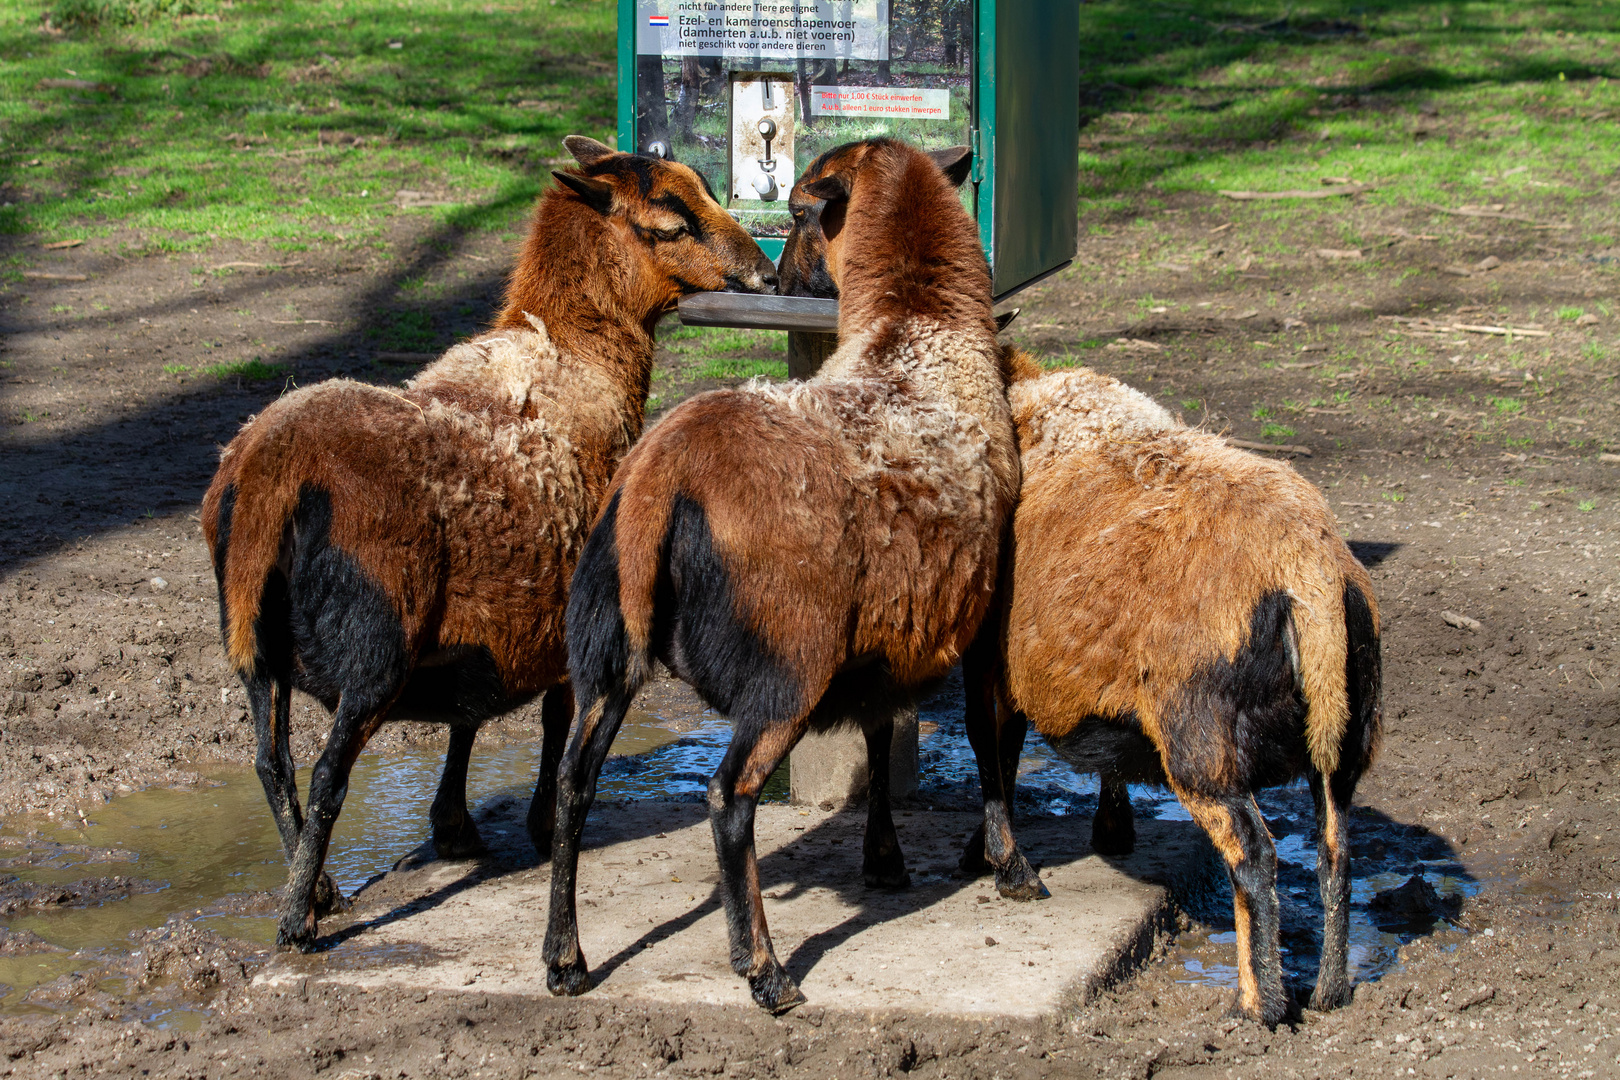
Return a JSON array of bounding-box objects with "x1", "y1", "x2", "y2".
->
[{"x1": 2, "y1": 203, "x2": 1618, "y2": 1076}]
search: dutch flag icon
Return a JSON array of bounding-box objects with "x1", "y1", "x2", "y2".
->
[{"x1": 648, "y1": 13, "x2": 670, "y2": 26}]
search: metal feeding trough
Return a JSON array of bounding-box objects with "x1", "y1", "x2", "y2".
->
[{"x1": 617, "y1": 0, "x2": 1080, "y2": 802}]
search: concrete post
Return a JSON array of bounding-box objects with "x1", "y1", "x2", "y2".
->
[
  {"x1": 787, "y1": 330, "x2": 837, "y2": 380},
  {"x1": 790, "y1": 703, "x2": 919, "y2": 807}
]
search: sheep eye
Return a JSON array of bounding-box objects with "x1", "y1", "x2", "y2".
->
[
  {"x1": 653, "y1": 226, "x2": 687, "y2": 241},
  {"x1": 790, "y1": 209, "x2": 806, "y2": 221}
]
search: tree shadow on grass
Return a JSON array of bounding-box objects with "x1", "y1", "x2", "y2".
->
[
  {"x1": 1068, "y1": 0, "x2": 1618, "y2": 205},
  {"x1": 0, "y1": 4, "x2": 612, "y2": 240}
]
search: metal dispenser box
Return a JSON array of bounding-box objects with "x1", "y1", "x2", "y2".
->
[
  {"x1": 616, "y1": 0, "x2": 1079, "y2": 300},
  {"x1": 616, "y1": 2, "x2": 1079, "y2": 806}
]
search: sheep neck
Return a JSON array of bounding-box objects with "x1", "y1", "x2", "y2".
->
[
  {"x1": 831, "y1": 149, "x2": 999, "y2": 409},
  {"x1": 493, "y1": 192, "x2": 659, "y2": 429}
]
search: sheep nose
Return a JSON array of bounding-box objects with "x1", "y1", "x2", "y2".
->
[{"x1": 760, "y1": 270, "x2": 779, "y2": 291}]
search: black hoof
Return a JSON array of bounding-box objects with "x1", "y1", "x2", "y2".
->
[
  {"x1": 311, "y1": 873, "x2": 348, "y2": 917},
  {"x1": 275, "y1": 919, "x2": 318, "y2": 954},
  {"x1": 1309, "y1": 981, "x2": 1351, "y2": 1012},
  {"x1": 527, "y1": 825, "x2": 554, "y2": 861},
  {"x1": 432, "y1": 823, "x2": 489, "y2": 861},
  {"x1": 1090, "y1": 822, "x2": 1136, "y2": 857},
  {"x1": 994, "y1": 857, "x2": 1051, "y2": 902},
  {"x1": 1226, "y1": 994, "x2": 1292, "y2": 1029},
  {"x1": 547, "y1": 959, "x2": 592, "y2": 997},
  {"x1": 748, "y1": 964, "x2": 807, "y2": 1014},
  {"x1": 957, "y1": 826, "x2": 989, "y2": 875},
  {"x1": 863, "y1": 865, "x2": 912, "y2": 890}
]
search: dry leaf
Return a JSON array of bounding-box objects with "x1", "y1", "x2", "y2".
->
[{"x1": 42, "y1": 239, "x2": 83, "y2": 249}]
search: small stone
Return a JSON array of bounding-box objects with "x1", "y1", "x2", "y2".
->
[
  {"x1": 1576, "y1": 313, "x2": 1599, "y2": 326},
  {"x1": 150, "y1": 577, "x2": 167, "y2": 590},
  {"x1": 984, "y1": 936, "x2": 998, "y2": 946},
  {"x1": 1441, "y1": 609, "x2": 1481, "y2": 632}
]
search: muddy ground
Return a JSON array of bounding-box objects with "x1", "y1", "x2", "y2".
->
[{"x1": 1, "y1": 193, "x2": 1618, "y2": 1077}]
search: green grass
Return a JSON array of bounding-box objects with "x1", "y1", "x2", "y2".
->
[
  {"x1": 1260, "y1": 421, "x2": 1298, "y2": 441},
  {"x1": 200, "y1": 357, "x2": 283, "y2": 380},
  {"x1": 1578, "y1": 499, "x2": 1597, "y2": 512},
  {"x1": 658, "y1": 325, "x2": 788, "y2": 385},
  {"x1": 1071, "y1": 0, "x2": 1620, "y2": 229},
  {"x1": 694, "y1": 357, "x2": 790, "y2": 381},
  {"x1": 1, "y1": 0, "x2": 615, "y2": 243},
  {"x1": 1557, "y1": 306, "x2": 1587, "y2": 321},
  {"x1": 367, "y1": 309, "x2": 438, "y2": 352},
  {"x1": 1488, "y1": 396, "x2": 1526, "y2": 416}
]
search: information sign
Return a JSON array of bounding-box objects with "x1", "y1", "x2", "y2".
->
[
  {"x1": 635, "y1": 1, "x2": 889, "y2": 60},
  {"x1": 808, "y1": 85, "x2": 949, "y2": 119}
]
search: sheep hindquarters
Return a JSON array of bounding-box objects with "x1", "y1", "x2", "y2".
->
[
  {"x1": 265, "y1": 487, "x2": 411, "y2": 950},
  {"x1": 1309, "y1": 580, "x2": 1382, "y2": 1012}
]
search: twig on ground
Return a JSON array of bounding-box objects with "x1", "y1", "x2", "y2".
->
[
  {"x1": 1227, "y1": 437, "x2": 1313, "y2": 456},
  {"x1": 1219, "y1": 184, "x2": 1371, "y2": 200},
  {"x1": 1421, "y1": 202, "x2": 1571, "y2": 229},
  {"x1": 21, "y1": 270, "x2": 88, "y2": 281},
  {"x1": 209, "y1": 261, "x2": 302, "y2": 272}
]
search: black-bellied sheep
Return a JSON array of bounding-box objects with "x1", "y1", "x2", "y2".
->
[
  {"x1": 200, "y1": 136, "x2": 777, "y2": 951},
  {"x1": 961, "y1": 356, "x2": 1382, "y2": 1027},
  {"x1": 543, "y1": 137, "x2": 1015, "y2": 1013}
]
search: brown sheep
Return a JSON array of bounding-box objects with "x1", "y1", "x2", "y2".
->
[
  {"x1": 961, "y1": 357, "x2": 1382, "y2": 1027},
  {"x1": 774, "y1": 153, "x2": 1380, "y2": 1025},
  {"x1": 544, "y1": 137, "x2": 1016, "y2": 1013},
  {"x1": 200, "y1": 136, "x2": 777, "y2": 952}
]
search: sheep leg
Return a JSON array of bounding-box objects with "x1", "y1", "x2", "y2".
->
[
  {"x1": 250, "y1": 672, "x2": 345, "y2": 917},
  {"x1": 527, "y1": 682, "x2": 574, "y2": 858},
  {"x1": 544, "y1": 689, "x2": 633, "y2": 997},
  {"x1": 1309, "y1": 769, "x2": 1354, "y2": 1011},
  {"x1": 861, "y1": 718, "x2": 909, "y2": 889},
  {"x1": 1091, "y1": 773, "x2": 1137, "y2": 856},
  {"x1": 1178, "y1": 788, "x2": 1290, "y2": 1027},
  {"x1": 249, "y1": 671, "x2": 302, "y2": 859},
  {"x1": 960, "y1": 641, "x2": 1047, "y2": 899},
  {"x1": 276, "y1": 693, "x2": 389, "y2": 953},
  {"x1": 430, "y1": 724, "x2": 486, "y2": 860},
  {"x1": 709, "y1": 719, "x2": 809, "y2": 1013}
]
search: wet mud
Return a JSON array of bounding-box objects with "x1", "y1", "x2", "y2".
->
[{"x1": 1, "y1": 209, "x2": 1617, "y2": 1075}]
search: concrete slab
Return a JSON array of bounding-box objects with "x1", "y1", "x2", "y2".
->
[{"x1": 256, "y1": 803, "x2": 1211, "y2": 1018}]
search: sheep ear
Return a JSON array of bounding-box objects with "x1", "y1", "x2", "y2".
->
[
  {"x1": 927, "y1": 145, "x2": 973, "y2": 187},
  {"x1": 801, "y1": 172, "x2": 852, "y2": 202},
  {"x1": 552, "y1": 171, "x2": 615, "y2": 215},
  {"x1": 563, "y1": 135, "x2": 617, "y2": 167}
]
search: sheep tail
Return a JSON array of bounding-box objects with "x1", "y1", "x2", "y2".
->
[
  {"x1": 202, "y1": 471, "x2": 302, "y2": 678},
  {"x1": 565, "y1": 484, "x2": 667, "y2": 707},
  {"x1": 1291, "y1": 561, "x2": 1382, "y2": 778}
]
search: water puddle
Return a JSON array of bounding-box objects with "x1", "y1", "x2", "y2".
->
[{"x1": 1, "y1": 674, "x2": 1476, "y2": 1012}]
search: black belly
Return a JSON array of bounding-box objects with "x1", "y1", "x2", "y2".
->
[{"x1": 1041, "y1": 711, "x2": 1170, "y2": 786}]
